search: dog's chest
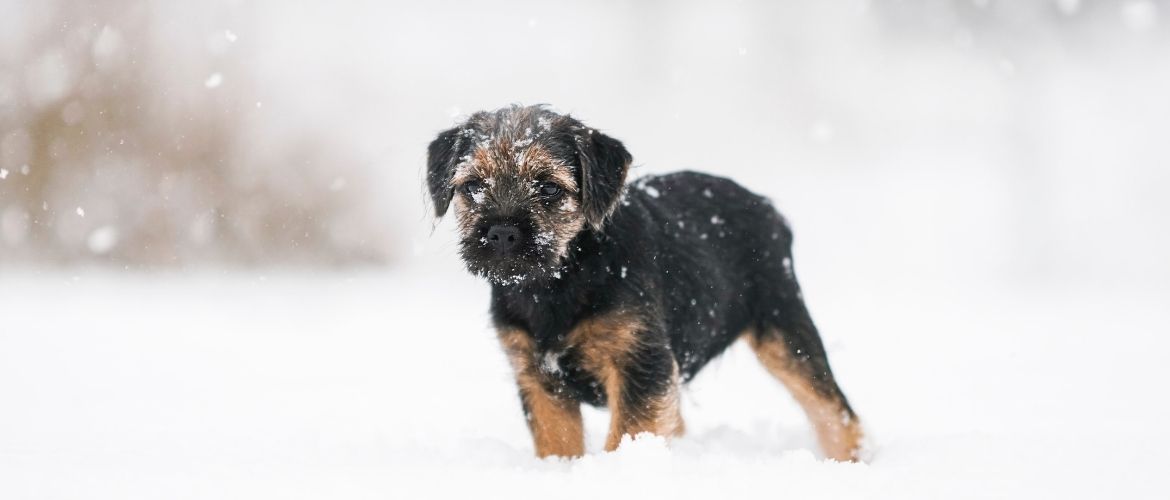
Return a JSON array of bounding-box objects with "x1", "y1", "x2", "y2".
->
[
  {"x1": 530, "y1": 337, "x2": 608, "y2": 406},
  {"x1": 498, "y1": 284, "x2": 629, "y2": 406}
]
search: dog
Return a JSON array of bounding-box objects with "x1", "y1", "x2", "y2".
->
[{"x1": 426, "y1": 105, "x2": 864, "y2": 461}]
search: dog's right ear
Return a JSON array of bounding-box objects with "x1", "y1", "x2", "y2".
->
[{"x1": 426, "y1": 127, "x2": 470, "y2": 217}]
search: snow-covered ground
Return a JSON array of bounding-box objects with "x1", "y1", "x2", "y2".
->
[
  {"x1": 2, "y1": 268, "x2": 1167, "y2": 499},
  {"x1": 3, "y1": 2, "x2": 1170, "y2": 497}
]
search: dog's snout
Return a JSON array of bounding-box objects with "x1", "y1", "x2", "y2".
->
[{"x1": 487, "y1": 225, "x2": 523, "y2": 253}]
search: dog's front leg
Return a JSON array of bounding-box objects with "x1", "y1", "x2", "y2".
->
[
  {"x1": 516, "y1": 373, "x2": 583, "y2": 458},
  {"x1": 497, "y1": 328, "x2": 584, "y2": 458}
]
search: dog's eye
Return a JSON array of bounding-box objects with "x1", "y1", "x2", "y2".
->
[
  {"x1": 462, "y1": 181, "x2": 484, "y2": 196},
  {"x1": 537, "y1": 182, "x2": 562, "y2": 198}
]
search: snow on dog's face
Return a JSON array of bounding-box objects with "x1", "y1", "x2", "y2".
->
[{"x1": 427, "y1": 105, "x2": 631, "y2": 285}]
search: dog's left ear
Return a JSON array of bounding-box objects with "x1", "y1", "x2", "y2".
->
[
  {"x1": 575, "y1": 129, "x2": 632, "y2": 231},
  {"x1": 426, "y1": 127, "x2": 471, "y2": 217}
]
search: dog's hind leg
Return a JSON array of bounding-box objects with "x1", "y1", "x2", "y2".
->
[
  {"x1": 745, "y1": 329, "x2": 863, "y2": 461},
  {"x1": 744, "y1": 276, "x2": 865, "y2": 461}
]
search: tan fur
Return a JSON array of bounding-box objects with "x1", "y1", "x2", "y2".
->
[
  {"x1": 453, "y1": 144, "x2": 576, "y2": 190},
  {"x1": 451, "y1": 194, "x2": 476, "y2": 236},
  {"x1": 599, "y1": 359, "x2": 685, "y2": 451},
  {"x1": 450, "y1": 140, "x2": 584, "y2": 261},
  {"x1": 498, "y1": 328, "x2": 584, "y2": 458},
  {"x1": 743, "y1": 332, "x2": 864, "y2": 462},
  {"x1": 566, "y1": 314, "x2": 685, "y2": 451}
]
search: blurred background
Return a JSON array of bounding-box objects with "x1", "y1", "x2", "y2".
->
[
  {"x1": 1, "y1": 0, "x2": 1167, "y2": 292},
  {"x1": 3, "y1": 2, "x2": 1170, "y2": 497}
]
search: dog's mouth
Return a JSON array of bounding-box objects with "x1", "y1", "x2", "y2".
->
[{"x1": 459, "y1": 221, "x2": 565, "y2": 285}]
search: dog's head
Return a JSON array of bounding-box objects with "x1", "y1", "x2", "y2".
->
[{"x1": 427, "y1": 105, "x2": 631, "y2": 285}]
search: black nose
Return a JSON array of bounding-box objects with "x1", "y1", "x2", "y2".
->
[{"x1": 486, "y1": 225, "x2": 523, "y2": 253}]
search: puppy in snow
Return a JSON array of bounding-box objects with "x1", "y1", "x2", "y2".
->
[{"x1": 426, "y1": 105, "x2": 864, "y2": 460}]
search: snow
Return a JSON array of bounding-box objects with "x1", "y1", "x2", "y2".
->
[
  {"x1": 86, "y1": 225, "x2": 118, "y2": 254},
  {"x1": 1056, "y1": 0, "x2": 1081, "y2": 16},
  {"x1": 810, "y1": 120, "x2": 834, "y2": 143},
  {"x1": 92, "y1": 25, "x2": 125, "y2": 62},
  {"x1": 3, "y1": 2, "x2": 1170, "y2": 498},
  {"x1": 203, "y1": 72, "x2": 223, "y2": 88},
  {"x1": 540, "y1": 351, "x2": 562, "y2": 375},
  {"x1": 1, "y1": 270, "x2": 1167, "y2": 499},
  {"x1": 1122, "y1": 1, "x2": 1159, "y2": 31},
  {"x1": 1118, "y1": 1, "x2": 1155, "y2": 30},
  {"x1": 24, "y1": 49, "x2": 72, "y2": 106}
]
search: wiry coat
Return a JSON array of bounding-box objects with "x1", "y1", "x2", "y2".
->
[{"x1": 427, "y1": 105, "x2": 863, "y2": 460}]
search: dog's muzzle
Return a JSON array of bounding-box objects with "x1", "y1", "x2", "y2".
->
[{"x1": 486, "y1": 224, "x2": 523, "y2": 255}]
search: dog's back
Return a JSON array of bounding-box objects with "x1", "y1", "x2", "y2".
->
[
  {"x1": 613, "y1": 171, "x2": 861, "y2": 459},
  {"x1": 613, "y1": 171, "x2": 800, "y2": 379}
]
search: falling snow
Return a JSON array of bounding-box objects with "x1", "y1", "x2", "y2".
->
[
  {"x1": 1056, "y1": 0, "x2": 1081, "y2": 15},
  {"x1": 204, "y1": 72, "x2": 223, "y2": 88},
  {"x1": 1, "y1": 4, "x2": 1168, "y2": 499},
  {"x1": 86, "y1": 226, "x2": 118, "y2": 254},
  {"x1": 1122, "y1": 1, "x2": 1159, "y2": 31}
]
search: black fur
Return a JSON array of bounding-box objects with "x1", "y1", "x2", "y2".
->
[
  {"x1": 575, "y1": 130, "x2": 632, "y2": 230},
  {"x1": 427, "y1": 105, "x2": 857, "y2": 451},
  {"x1": 489, "y1": 172, "x2": 850, "y2": 410},
  {"x1": 426, "y1": 126, "x2": 470, "y2": 217}
]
